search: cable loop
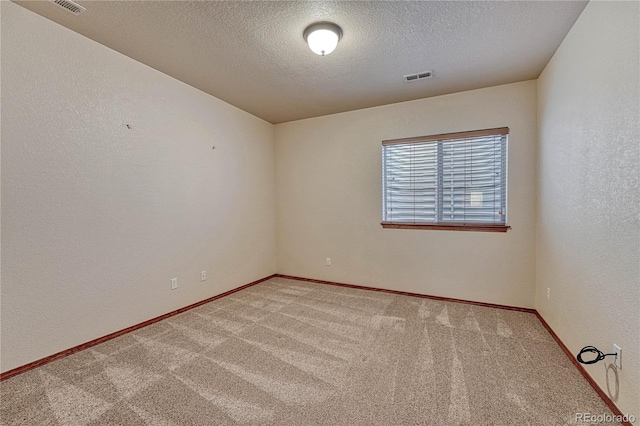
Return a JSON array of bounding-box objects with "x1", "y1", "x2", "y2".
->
[{"x1": 576, "y1": 346, "x2": 617, "y2": 365}]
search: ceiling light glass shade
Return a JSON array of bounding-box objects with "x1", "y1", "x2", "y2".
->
[{"x1": 303, "y1": 22, "x2": 343, "y2": 56}]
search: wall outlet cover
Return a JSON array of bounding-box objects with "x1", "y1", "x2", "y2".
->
[{"x1": 613, "y1": 344, "x2": 621, "y2": 369}]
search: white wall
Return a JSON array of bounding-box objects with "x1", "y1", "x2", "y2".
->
[
  {"x1": 0, "y1": 2, "x2": 276, "y2": 372},
  {"x1": 536, "y1": 1, "x2": 639, "y2": 418},
  {"x1": 275, "y1": 81, "x2": 537, "y2": 308}
]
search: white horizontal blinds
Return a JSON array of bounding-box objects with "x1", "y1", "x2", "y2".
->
[
  {"x1": 383, "y1": 142, "x2": 438, "y2": 222},
  {"x1": 382, "y1": 128, "x2": 507, "y2": 225},
  {"x1": 440, "y1": 134, "x2": 506, "y2": 224}
]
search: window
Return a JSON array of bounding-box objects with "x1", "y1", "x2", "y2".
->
[{"x1": 382, "y1": 127, "x2": 509, "y2": 232}]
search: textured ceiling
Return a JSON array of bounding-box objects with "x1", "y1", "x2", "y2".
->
[{"x1": 13, "y1": 1, "x2": 588, "y2": 124}]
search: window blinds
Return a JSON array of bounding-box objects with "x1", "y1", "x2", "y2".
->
[{"x1": 382, "y1": 128, "x2": 507, "y2": 226}]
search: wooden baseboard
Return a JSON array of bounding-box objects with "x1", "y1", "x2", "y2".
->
[
  {"x1": 2, "y1": 272, "x2": 631, "y2": 425},
  {"x1": 275, "y1": 274, "x2": 536, "y2": 313},
  {"x1": 0, "y1": 274, "x2": 276, "y2": 381},
  {"x1": 534, "y1": 312, "x2": 632, "y2": 426},
  {"x1": 277, "y1": 274, "x2": 630, "y2": 424}
]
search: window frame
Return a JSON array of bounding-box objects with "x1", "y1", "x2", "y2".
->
[{"x1": 381, "y1": 127, "x2": 510, "y2": 233}]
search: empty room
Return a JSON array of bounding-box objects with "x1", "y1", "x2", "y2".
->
[{"x1": 1, "y1": 0, "x2": 638, "y2": 424}]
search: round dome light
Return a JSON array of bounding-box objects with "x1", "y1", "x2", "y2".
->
[{"x1": 303, "y1": 22, "x2": 343, "y2": 56}]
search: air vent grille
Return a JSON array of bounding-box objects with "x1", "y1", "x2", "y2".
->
[
  {"x1": 403, "y1": 70, "x2": 433, "y2": 83},
  {"x1": 50, "y1": 0, "x2": 86, "y2": 15}
]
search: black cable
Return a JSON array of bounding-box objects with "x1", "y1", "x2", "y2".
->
[{"x1": 576, "y1": 346, "x2": 617, "y2": 365}]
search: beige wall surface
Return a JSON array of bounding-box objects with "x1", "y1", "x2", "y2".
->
[
  {"x1": 275, "y1": 81, "x2": 537, "y2": 308},
  {"x1": 1, "y1": 2, "x2": 276, "y2": 372},
  {"x1": 5, "y1": 5, "x2": 637, "y2": 419},
  {"x1": 536, "y1": 1, "x2": 639, "y2": 418}
]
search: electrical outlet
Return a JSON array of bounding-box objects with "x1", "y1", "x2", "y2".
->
[
  {"x1": 546, "y1": 287, "x2": 550, "y2": 300},
  {"x1": 326, "y1": 258, "x2": 331, "y2": 266},
  {"x1": 613, "y1": 344, "x2": 622, "y2": 369},
  {"x1": 171, "y1": 278, "x2": 178, "y2": 290},
  {"x1": 201, "y1": 271, "x2": 207, "y2": 282}
]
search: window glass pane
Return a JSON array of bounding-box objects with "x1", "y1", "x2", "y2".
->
[
  {"x1": 383, "y1": 143, "x2": 438, "y2": 222},
  {"x1": 382, "y1": 130, "x2": 507, "y2": 226}
]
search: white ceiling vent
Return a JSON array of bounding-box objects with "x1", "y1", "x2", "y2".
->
[
  {"x1": 403, "y1": 70, "x2": 433, "y2": 83},
  {"x1": 50, "y1": 0, "x2": 86, "y2": 15}
]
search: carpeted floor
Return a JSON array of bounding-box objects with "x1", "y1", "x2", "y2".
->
[{"x1": 1, "y1": 277, "x2": 619, "y2": 425}]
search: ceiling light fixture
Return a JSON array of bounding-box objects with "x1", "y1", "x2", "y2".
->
[{"x1": 303, "y1": 22, "x2": 343, "y2": 56}]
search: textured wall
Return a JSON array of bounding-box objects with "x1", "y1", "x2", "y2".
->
[
  {"x1": 1, "y1": 2, "x2": 276, "y2": 372},
  {"x1": 536, "y1": 1, "x2": 639, "y2": 418},
  {"x1": 275, "y1": 81, "x2": 537, "y2": 308}
]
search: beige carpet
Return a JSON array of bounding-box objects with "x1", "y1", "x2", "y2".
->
[{"x1": 1, "y1": 277, "x2": 619, "y2": 425}]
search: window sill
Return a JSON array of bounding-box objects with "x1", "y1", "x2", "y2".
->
[{"x1": 381, "y1": 222, "x2": 511, "y2": 233}]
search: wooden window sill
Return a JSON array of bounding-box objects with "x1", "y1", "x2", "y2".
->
[{"x1": 381, "y1": 223, "x2": 511, "y2": 232}]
